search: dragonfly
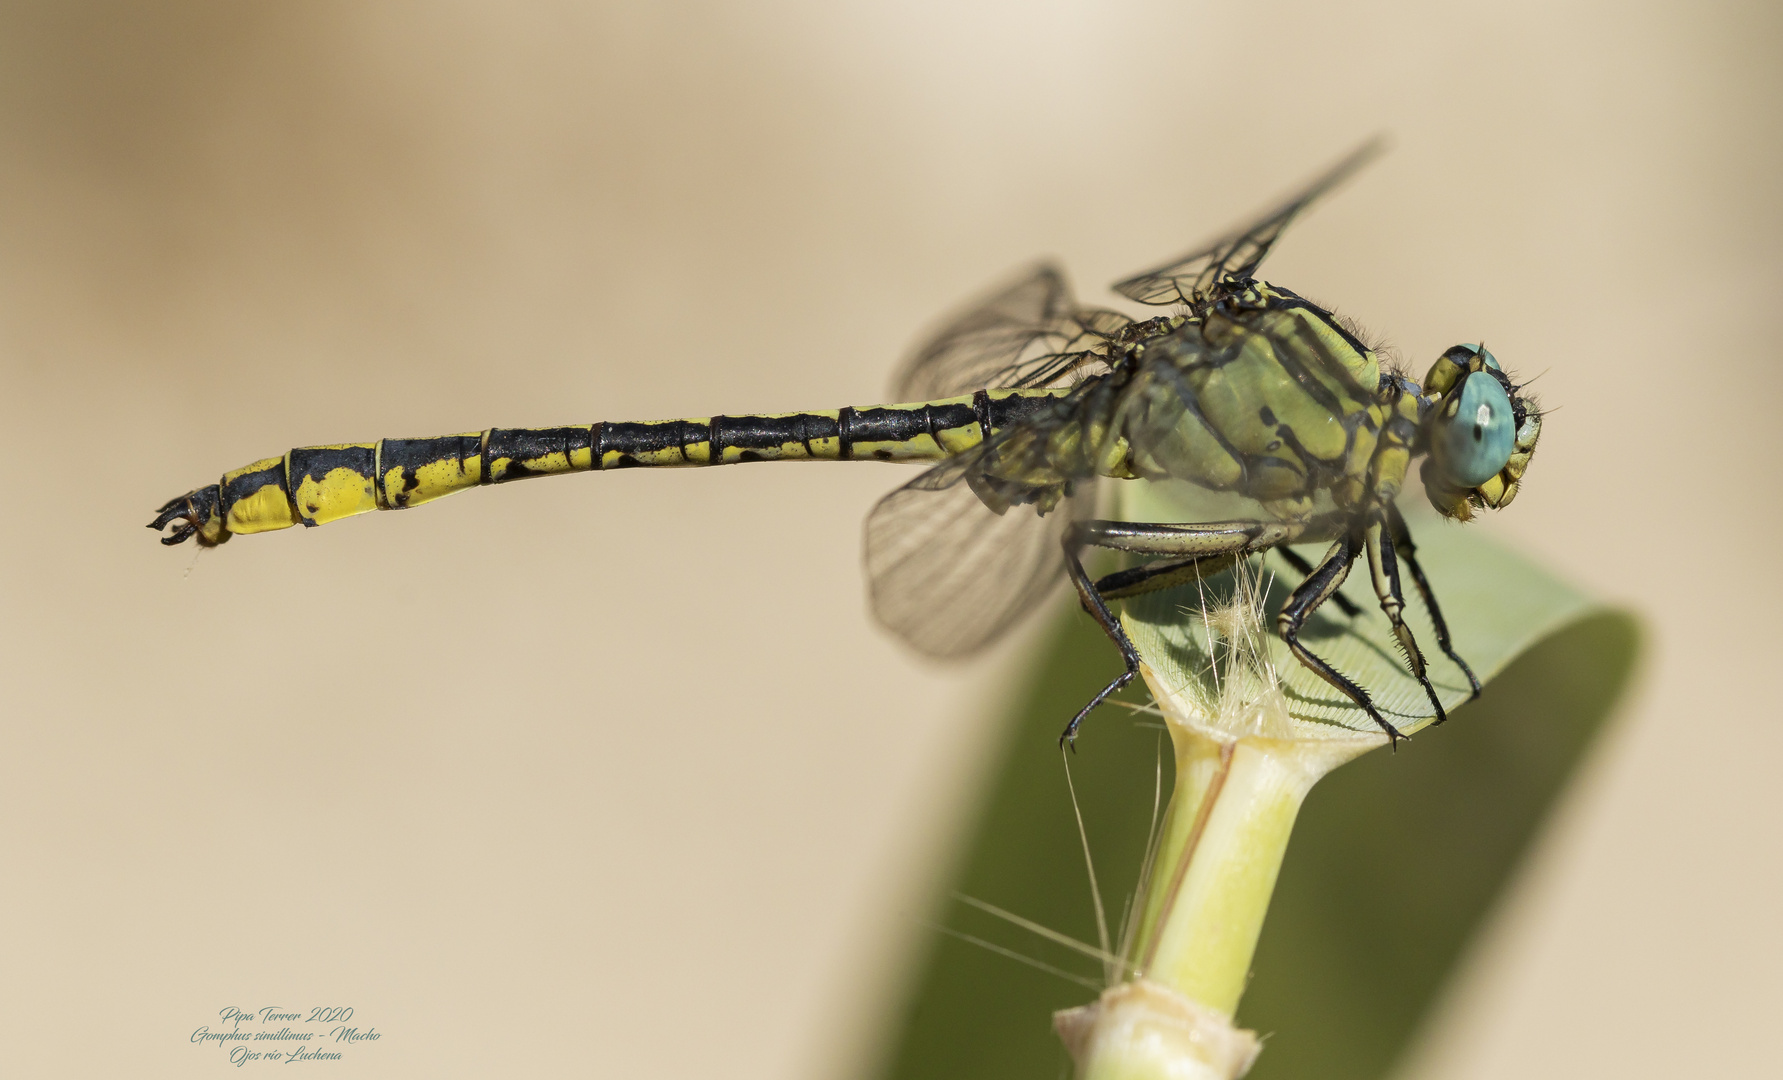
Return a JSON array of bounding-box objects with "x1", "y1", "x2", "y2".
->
[{"x1": 151, "y1": 141, "x2": 1540, "y2": 746}]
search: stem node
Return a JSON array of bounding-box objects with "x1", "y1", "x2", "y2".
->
[{"x1": 1054, "y1": 978, "x2": 1261, "y2": 1080}]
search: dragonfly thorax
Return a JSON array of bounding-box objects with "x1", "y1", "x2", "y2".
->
[{"x1": 1093, "y1": 280, "x2": 1399, "y2": 520}]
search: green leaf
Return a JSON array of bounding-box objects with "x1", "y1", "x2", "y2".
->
[{"x1": 865, "y1": 522, "x2": 1637, "y2": 1080}]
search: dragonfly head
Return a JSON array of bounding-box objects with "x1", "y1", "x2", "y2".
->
[{"x1": 1418, "y1": 344, "x2": 1541, "y2": 520}]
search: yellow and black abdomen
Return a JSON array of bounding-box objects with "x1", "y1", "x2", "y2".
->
[{"x1": 150, "y1": 390, "x2": 1067, "y2": 547}]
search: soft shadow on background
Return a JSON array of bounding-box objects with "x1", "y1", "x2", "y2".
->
[{"x1": 1, "y1": 3, "x2": 1779, "y2": 1078}]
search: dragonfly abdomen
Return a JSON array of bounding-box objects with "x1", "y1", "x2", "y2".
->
[{"x1": 150, "y1": 389, "x2": 1071, "y2": 546}]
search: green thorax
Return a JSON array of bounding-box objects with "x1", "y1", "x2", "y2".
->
[{"x1": 1097, "y1": 280, "x2": 1415, "y2": 515}]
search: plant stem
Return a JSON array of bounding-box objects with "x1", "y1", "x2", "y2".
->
[{"x1": 1056, "y1": 664, "x2": 1381, "y2": 1080}]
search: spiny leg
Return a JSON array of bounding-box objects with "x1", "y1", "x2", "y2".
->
[
  {"x1": 1276, "y1": 546, "x2": 1361, "y2": 618},
  {"x1": 1074, "y1": 518, "x2": 1297, "y2": 559},
  {"x1": 1092, "y1": 553, "x2": 1242, "y2": 602},
  {"x1": 1365, "y1": 518, "x2": 1448, "y2": 725},
  {"x1": 1386, "y1": 504, "x2": 1481, "y2": 697},
  {"x1": 1059, "y1": 539, "x2": 1143, "y2": 750},
  {"x1": 1060, "y1": 518, "x2": 1304, "y2": 746},
  {"x1": 1278, "y1": 529, "x2": 1407, "y2": 745},
  {"x1": 1074, "y1": 519, "x2": 1297, "y2": 605}
]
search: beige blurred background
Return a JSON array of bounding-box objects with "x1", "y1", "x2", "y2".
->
[{"x1": 1, "y1": 1, "x2": 1778, "y2": 1076}]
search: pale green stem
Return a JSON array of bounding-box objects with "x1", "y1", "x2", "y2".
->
[{"x1": 1057, "y1": 665, "x2": 1382, "y2": 1080}]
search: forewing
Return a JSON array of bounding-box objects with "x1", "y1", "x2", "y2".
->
[
  {"x1": 1112, "y1": 138, "x2": 1386, "y2": 308},
  {"x1": 892, "y1": 263, "x2": 1130, "y2": 399}
]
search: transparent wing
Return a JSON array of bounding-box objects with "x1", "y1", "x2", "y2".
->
[
  {"x1": 1112, "y1": 137, "x2": 1386, "y2": 308},
  {"x1": 864, "y1": 389, "x2": 1106, "y2": 658},
  {"x1": 864, "y1": 466, "x2": 1080, "y2": 659},
  {"x1": 891, "y1": 263, "x2": 1132, "y2": 400}
]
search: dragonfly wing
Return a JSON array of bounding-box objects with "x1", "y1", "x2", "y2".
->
[
  {"x1": 863, "y1": 430, "x2": 1093, "y2": 659},
  {"x1": 891, "y1": 263, "x2": 1130, "y2": 399},
  {"x1": 1112, "y1": 138, "x2": 1386, "y2": 308},
  {"x1": 864, "y1": 465, "x2": 1080, "y2": 659}
]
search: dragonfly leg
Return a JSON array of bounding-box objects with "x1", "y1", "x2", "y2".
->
[
  {"x1": 1278, "y1": 529, "x2": 1407, "y2": 745},
  {"x1": 1074, "y1": 518, "x2": 1297, "y2": 558},
  {"x1": 1276, "y1": 546, "x2": 1361, "y2": 618},
  {"x1": 1061, "y1": 518, "x2": 1304, "y2": 746},
  {"x1": 1093, "y1": 553, "x2": 1242, "y2": 602},
  {"x1": 1364, "y1": 518, "x2": 1447, "y2": 725},
  {"x1": 1385, "y1": 504, "x2": 1481, "y2": 698},
  {"x1": 1059, "y1": 540, "x2": 1143, "y2": 751},
  {"x1": 1072, "y1": 518, "x2": 1290, "y2": 609},
  {"x1": 1079, "y1": 522, "x2": 1358, "y2": 611}
]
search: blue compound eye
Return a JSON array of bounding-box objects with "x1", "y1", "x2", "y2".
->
[{"x1": 1435, "y1": 372, "x2": 1515, "y2": 487}]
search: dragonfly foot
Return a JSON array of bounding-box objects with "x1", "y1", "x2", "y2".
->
[{"x1": 1058, "y1": 668, "x2": 1136, "y2": 751}]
